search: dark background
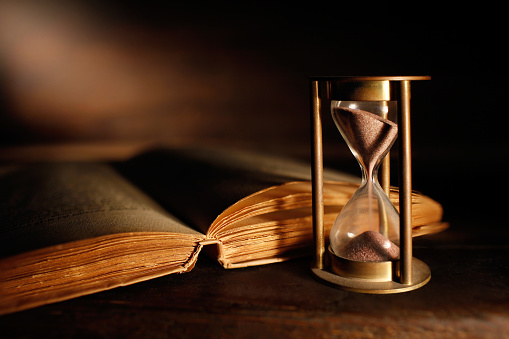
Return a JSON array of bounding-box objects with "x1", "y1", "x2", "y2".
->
[
  {"x1": 0, "y1": 1, "x2": 505, "y2": 229},
  {"x1": 0, "y1": 4, "x2": 507, "y2": 334}
]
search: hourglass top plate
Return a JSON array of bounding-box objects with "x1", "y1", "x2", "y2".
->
[{"x1": 309, "y1": 75, "x2": 431, "y2": 81}]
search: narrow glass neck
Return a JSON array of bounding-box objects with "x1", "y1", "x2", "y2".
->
[{"x1": 358, "y1": 156, "x2": 382, "y2": 187}]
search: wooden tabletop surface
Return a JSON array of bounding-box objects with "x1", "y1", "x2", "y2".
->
[
  {"x1": 0, "y1": 138, "x2": 508, "y2": 338},
  {"x1": 1, "y1": 209, "x2": 507, "y2": 338}
]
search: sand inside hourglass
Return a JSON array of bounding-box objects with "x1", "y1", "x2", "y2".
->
[
  {"x1": 338, "y1": 230, "x2": 400, "y2": 261},
  {"x1": 331, "y1": 106, "x2": 400, "y2": 262}
]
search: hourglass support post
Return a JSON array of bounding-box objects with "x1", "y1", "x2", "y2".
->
[
  {"x1": 398, "y1": 80, "x2": 413, "y2": 285},
  {"x1": 380, "y1": 104, "x2": 391, "y2": 236},
  {"x1": 381, "y1": 150, "x2": 391, "y2": 195},
  {"x1": 380, "y1": 101, "x2": 391, "y2": 196},
  {"x1": 311, "y1": 80, "x2": 325, "y2": 270}
]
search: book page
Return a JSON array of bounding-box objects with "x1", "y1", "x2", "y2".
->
[
  {"x1": 116, "y1": 147, "x2": 359, "y2": 235},
  {"x1": 209, "y1": 182, "x2": 447, "y2": 268},
  {"x1": 113, "y1": 147, "x2": 445, "y2": 269},
  {"x1": 0, "y1": 163, "x2": 203, "y2": 258}
]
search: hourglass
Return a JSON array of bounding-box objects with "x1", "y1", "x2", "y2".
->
[{"x1": 310, "y1": 76, "x2": 431, "y2": 293}]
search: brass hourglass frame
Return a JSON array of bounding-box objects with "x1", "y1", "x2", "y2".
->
[{"x1": 310, "y1": 76, "x2": 431, "y2": 293}]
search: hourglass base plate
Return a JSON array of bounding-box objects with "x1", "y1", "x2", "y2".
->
[{"x1": 311, "y1": 258, "x2": 431, "y2": 294}]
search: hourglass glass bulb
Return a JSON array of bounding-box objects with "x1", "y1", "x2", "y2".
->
[{"x1": 330, "y1": 105, "x2": 400, "y2": 262}]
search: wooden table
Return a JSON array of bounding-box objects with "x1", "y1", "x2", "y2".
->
[
  {"x1": 0, "y1": 139, "x2": 507, "y2": 338},
  {"x1": 1, "y1": 216, "x2": 507, "y2": 338}
]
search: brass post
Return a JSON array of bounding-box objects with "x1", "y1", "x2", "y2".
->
[
  {"x1": 380, "y1": 100, "x2": 391, "y2": 196},
  {"x1": 381, "y1": 147, "x2": 391, "y2": 194},
  {"x1": 380, "y1": 101, "x2": 390, "y2": 237},
  {"x1": 311, "y1": 80, "x2": 325, "y2": 269},
  {"x1": 398, "y1": 80, "x2": 413, "y2": 285}
]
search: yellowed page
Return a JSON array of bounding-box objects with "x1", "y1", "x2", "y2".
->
[
  {"x1": 0, "y1": 163, "x2": 203, "y2": 257},
  {"x1": 114, "y1": 147, "x2": 446, "y2": 269},
  {"x1": 116, "y1": 147, "x2": 359, "y2": 235},
  {"x1": 0, "y1": 232, "x2": 204, "y2": 316},
  {"x1": 0, "y1": 162, "x2": 205, "y2": 315},
  {"x1": 208, "y1": 182, "x2": 446, "y2": 268}
]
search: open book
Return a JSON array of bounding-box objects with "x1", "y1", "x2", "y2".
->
[{"x1": 0, "y1": 147, "x2": 446, "y2": 315}]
